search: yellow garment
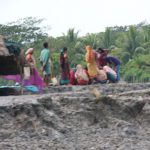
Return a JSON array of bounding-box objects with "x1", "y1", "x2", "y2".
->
[
  {"x1": 85, "y1": 46, "x2": 94, "y2": 63},
  {"x1": 85, "y1": 46, "x2": 97, "y2": 78}
]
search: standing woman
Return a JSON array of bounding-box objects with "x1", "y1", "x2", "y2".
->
[
  {"x1": 85, "y1": 45, "x2": 98, "y2": 79},
  {"x1": 60, "y1": 47, "x2": 70, "y2": 85},
  {"x1": 25, "y1": 48, "x2": 36, "y2": 67},
  {"x1": 25, "y1": 48, "x2": 45, "y2": 89}
]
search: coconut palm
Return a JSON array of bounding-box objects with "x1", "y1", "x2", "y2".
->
[
  {"x1": 126, "y1": 25, "x2": 139, "y2": 55},
  {"x1": 103, "y1": 27, "x2": 112, "y2": 48},
  {"x1": 63, "y1": 28, "x2": 79, "y2": 44}
]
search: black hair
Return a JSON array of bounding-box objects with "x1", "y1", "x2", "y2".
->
[
  {"x1": 84, "y1": 66, "x2": 88, "y2": 70},
  {"x1": 63, "y1": 47, "x2": 68, "y2": 52},
  {"x1": 98, "y1": 47, "x2": 104, "y2": 53},
  {"x1": 43, "y1": 42, "x2": 48, "y2": 48}
]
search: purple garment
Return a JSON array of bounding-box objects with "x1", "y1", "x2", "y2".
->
[
  {"x1": 105, "y1": 56, "x2": 121, "y2": 66},
  {"x1": 3, "y1": 68, "x2": 45, "y2": 89},
  {"x1": 4, "y1": 74, "x2": 21, "y2": 82}
]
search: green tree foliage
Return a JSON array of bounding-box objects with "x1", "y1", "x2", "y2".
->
[
  {"x1": 0, "y1": 17, "x2": 48, "y2": 45},
  {"x1": 134, "y1": 47, "x2": 147, "y2": 56},
  {"x1": 124, "y1": 25, "x2": 141, "y2": 56},
  {"x1": 123, "y1": 54, "x2": 150, "y2": 82},
  {"x1": 81, "y1": 33, "x2": 97, "y2": 48},
  {"x1": 104, "y1": 27, "x2": 112, "y2": 48},
  {"x1": 63, "y1": 28, "x2": 79, "y2": 44},
  {"x1": 51, "y1": 52, "x2": 60, "y2": 76}
]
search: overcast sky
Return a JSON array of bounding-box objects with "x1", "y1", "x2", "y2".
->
[{"x1": 0, "y1": 0, "x2": 150, "y2": 37}]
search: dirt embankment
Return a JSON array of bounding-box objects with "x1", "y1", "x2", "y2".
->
[{"x1": 0, "y1": 83, "x2": 150, "y2": 150}]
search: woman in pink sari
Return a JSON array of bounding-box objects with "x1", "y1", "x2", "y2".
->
[{"x1": 24, "y1": 48, "x2": 45, "y2": 89}]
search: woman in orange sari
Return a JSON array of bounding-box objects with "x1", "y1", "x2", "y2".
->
[{"x1": 85, "y1": 45, "x2": 98, "y2": 79}]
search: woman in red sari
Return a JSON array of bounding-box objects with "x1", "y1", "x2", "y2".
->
[{"x1": 60, "y1": 47, "x2": 70, "y2": 85}]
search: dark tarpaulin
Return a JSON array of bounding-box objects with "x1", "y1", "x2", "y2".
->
[
  {"x1": 0, "y1": 55, "x2": 20, "y2": 75},
  {"x1": 5, "y1": 40, "x2": 21, "y2": 56}
]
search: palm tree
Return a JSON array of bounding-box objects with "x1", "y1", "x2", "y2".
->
[
  {"x1": 81, "y1": 33, "x2": 97, "y2": 48},
  {"x1": 104, "y1": 27, "x2": 112, "y2": 48},
  {"x1": 63, "y1": 28, "x2": 79, "y2": 44},
  {"x1": 126, "y1": 25, "x2": 139, "y2": 55},
  {"x1": 144, "y1": 26, "x2": 150, "y2": 42}
]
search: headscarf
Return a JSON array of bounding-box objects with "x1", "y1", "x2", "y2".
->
[
  {"x1": 25, "y1": 48, "x2": 36, "y2": 66},
  {"x1": 85, "y1": 45, "x2": 94, "y2": 63},
  {"x1": 75, "y1": 64, "x2": 89, "y2": 81},
  {"x1": 60, "y1": 47, "x2": 67, "y2": 54},
  {"x1": 25, "y1": 48, "x2": 34, "y2": 55},
  {"x1": 60, "y1": 47, "x2": 68, "y2": 66}
]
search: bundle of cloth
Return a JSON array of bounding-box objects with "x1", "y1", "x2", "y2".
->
[
  {"x1": 0, "y1": 35, "x2": 22, "y2": 57},
  {"x1": 0, "y1": 35, "x2": 9, "y2": 55}
]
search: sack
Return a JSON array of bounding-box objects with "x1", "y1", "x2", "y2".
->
[
  {"x1": 0, "y1": 36, "x2": 9, "y2": 55},
  {"x1": 50, "y1": 58, "x2": 59, "y2": 86},
  {"x1": 51, "y1": 77, "x2": 59, "y2": 86},
  {"x1": 24, "y1": 67, "x2": 30, "y2": 79}
]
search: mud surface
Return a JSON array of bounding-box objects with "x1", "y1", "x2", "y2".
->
[{"x1": 0, "y1": 83, "x2": 150, "y2": 150}]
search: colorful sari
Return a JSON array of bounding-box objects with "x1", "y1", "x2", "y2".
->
[
  {"x1": 75, "y1": 64, "x2": 89, "y2": 85},
  {"x1": 60, "y1": 49, "x2": 70, "y2": 85},
  {"x1": 85, "y1": 46, "x2": 98, "y2": 78},
  {"x1": 70, "y1": 68, "x2": 77, "y2": 85}
]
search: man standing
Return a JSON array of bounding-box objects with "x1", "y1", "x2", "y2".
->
[{"x1": 40, "y1": 42, "x2": 51, "y2": 87}]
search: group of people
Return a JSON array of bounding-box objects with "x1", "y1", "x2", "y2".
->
[
  {"x1": 24, "y1": 42, "x2": 121, "y2": 88},
  {"x1": 69, "y1": 45, "x2": 121, "y2": 85},
  {"x1": 2, "y1": 37, "x2": 121, "y2": 88},
  {"x1": 25, "y1": 42, "x2": 121, "y2": 86}
]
